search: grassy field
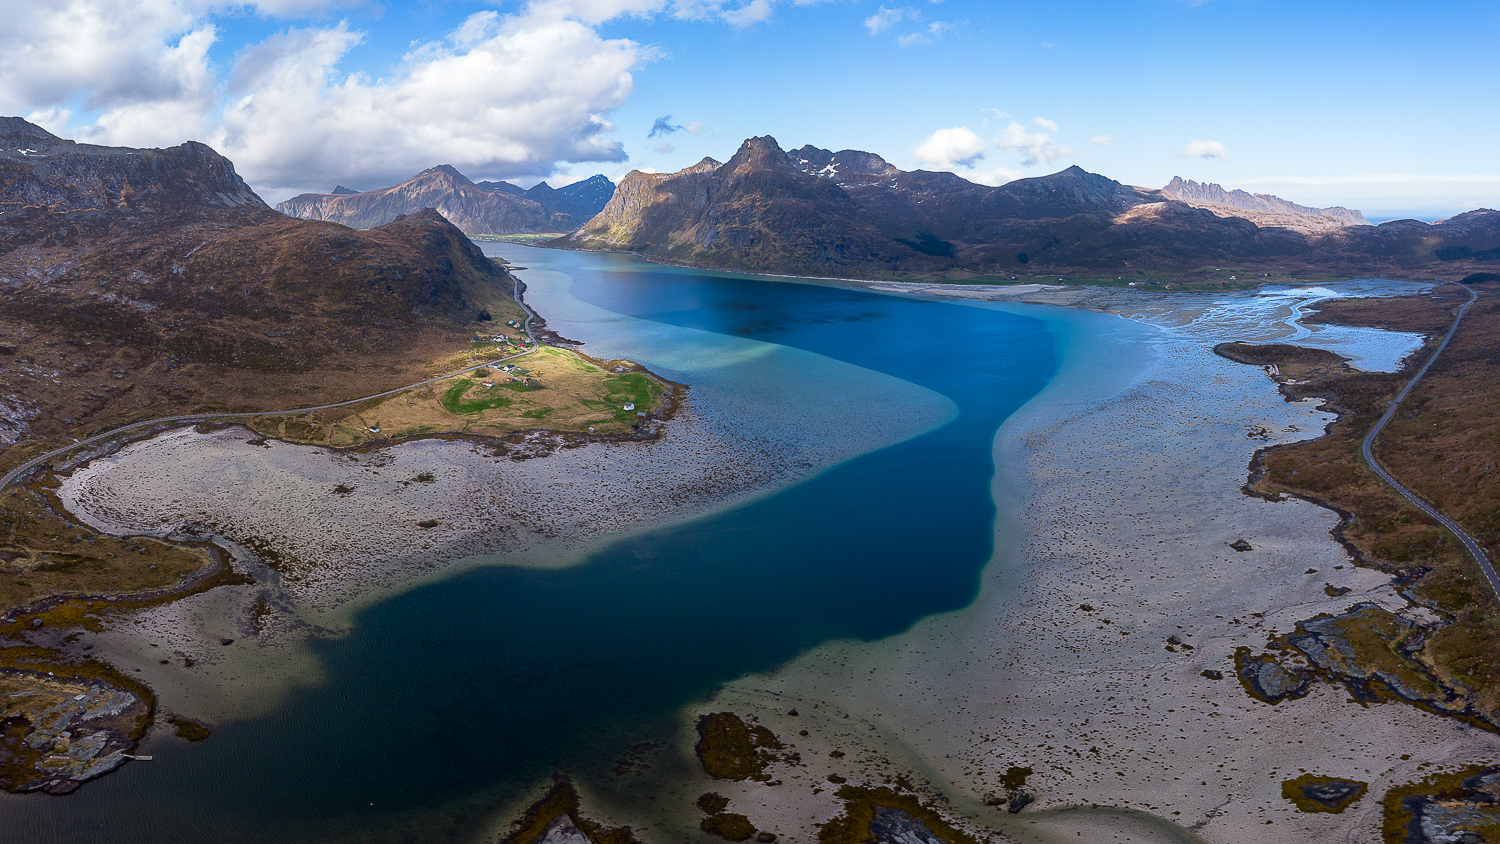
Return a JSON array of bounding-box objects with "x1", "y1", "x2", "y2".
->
[{"x1": 249, "y1": 346, "x2": 669, "y2": 447}]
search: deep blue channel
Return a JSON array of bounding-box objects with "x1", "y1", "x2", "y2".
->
[{"x1": 0, "y1": 261, "x2": 1055, "y2": 843}]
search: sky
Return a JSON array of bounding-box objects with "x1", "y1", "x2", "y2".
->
[{"x1": 3, "y1": 0, "x2": 1498, "y2": 219}]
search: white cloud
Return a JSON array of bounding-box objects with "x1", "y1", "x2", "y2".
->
[
  {"x1": 964, "y1": 165, "x2": 1023, "y2": 187},
  {"x1": 212, "y1": 11, "x2": 647, "y2": 198},
  {"x1": 654, "y1": 141, "x2": 675, "y2": 154},
  {"x1": 721, "y1": 0, "x2": 776, "y2": 27},
  {"x1": 897, "y1": 20, "x2": 953, "y2": 47},
  {"x1": 1180, "y1": 138, "x2": 1227, "y2": 160},
  {"x1": 1, "y1": 0, "x2": 822, "y2": 201},
  {"x1": 910, "y1": 126, "x2": 986, "y2": 170},
  {"x1": 994, "y1": 121, "x2": 1072, "y2": 167},
  {"x1": 864, "y1": 6, "x2": 910, "y2": 35},
  {"x1": 1090, "y1": 134, "x2": 1113, "y2": 147},
  {"x1": 1031, "y1": 116, "x2": 1058, "y2": 132}
]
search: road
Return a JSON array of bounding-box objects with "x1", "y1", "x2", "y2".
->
[
  {"x1": 0, "y1": 277, "x2": 541, "y2": 493},
  {"x1": 1358, "y1": 284, "x2": 1500, "y2": 599}
]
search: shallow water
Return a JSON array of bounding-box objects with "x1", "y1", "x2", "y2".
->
[
  {"x1": 3, "y1": 248, "x2": 1058, "y2": 843},
  {"x1": 5, "y1": 252, "x2": 1431, "y2": 843}
]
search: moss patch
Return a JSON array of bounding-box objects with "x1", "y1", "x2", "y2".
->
[
  {"x1": 1381, "y1": 765, "x2": 1500, "y2": 844},
  {"x1": 701, "y1": 813, "x2": 757, "y2": 841},
  {"x1": 1281, "y1": 773, "x2": 1367, "y2": 813},
  {"x1": 168, "y1": 716, "x2": 211, "y2": 743},
  {"x1": 695, "y1": 712, "x2": 787, "y2": 782},
  {"x1": 497, "y1": 777, "x2": 642, "y2": 844},
  {"x1": 817, "y1": 785, "x2": 981, "y2": 844}
]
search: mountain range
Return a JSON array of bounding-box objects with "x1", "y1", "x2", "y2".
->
[
  {"x1": 564, "y1": 135, "x2": 1500, "y2": 281},
  {"x1": 1160, "y1": 176, "x2": 1367, "y2": 234},
  {"x1": 276, "y1": 167, "x2": 614, "y2": 235}
]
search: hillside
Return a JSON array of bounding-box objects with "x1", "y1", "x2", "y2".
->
[
  {"x1": 277, "y1": 167, "x2": 615, "y2": 235},
  {"x1": 563, "y1": 135, "x2": 1500, "y2": 282},
  {"x1": 0, "y1": 118, "x2": 520, "y2": 452}
]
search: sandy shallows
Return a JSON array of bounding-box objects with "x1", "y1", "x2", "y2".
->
[
  {"x1": 52, "y1": 353, "x2": 954, "y2": 723},
  {"x1": 627, "y1": 301, "x2": 1500, "y2": 844}
]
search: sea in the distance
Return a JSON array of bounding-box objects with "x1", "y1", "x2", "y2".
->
[{"x1": 3, "y1": 246, "x2": 1412, "y2": 843}]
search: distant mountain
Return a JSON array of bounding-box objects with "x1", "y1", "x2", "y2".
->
[
  {"x1": 475, "y1": 179, "x2": 526, "y2": 196},
  {"x1": 517, "y1": 174, "x2": 616, "y2": 221},
  {"x1": 563, "y1": 134, "x2": 1500, "y2": 280},
  {"x1": 276, "y1": 165, "x2": 579, "y2": 234},
  {"x1": 279, "y1": 168, "x2": 615, "y2": 235},
  {"x1": 1161, "y1": 177, "x2": 1368, "y2": 234}
]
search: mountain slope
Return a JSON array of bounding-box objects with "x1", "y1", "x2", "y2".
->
[
  {"x1": 563, "y1": 135, "x2": 1500, "y2": 280},
  {"x1": 0, "y1": 117, "x2": 519, "y2": 450},
  {"x1": 275, "y1": 165, "x2": 577, "y2": 234}
]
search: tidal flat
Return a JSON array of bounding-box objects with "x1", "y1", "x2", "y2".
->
[
  {"x1": 7, "y1": 250, "x2": 1493, "y2": 844},
  {"x1": 644, "y1": 280, "x2": 1500, "y2": 844}
]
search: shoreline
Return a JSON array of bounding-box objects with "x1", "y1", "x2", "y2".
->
[{"x1": 558, "y1": 278, "x2": 1500, "y2": 844}]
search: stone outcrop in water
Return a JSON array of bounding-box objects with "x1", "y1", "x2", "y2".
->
[{"x1": 0, "y1": 669, "x2": 149, "y2": 794}]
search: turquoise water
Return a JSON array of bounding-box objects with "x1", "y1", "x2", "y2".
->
[{"x1": 0, "y1": 248, "x2": 1061, "y2": 843}]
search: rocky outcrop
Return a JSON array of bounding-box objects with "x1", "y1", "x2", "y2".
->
[
  {"x1": 276, "y1": 165, "x2": 578, "y2": 234},
  {"x1": 0, "y1": 669, "x2": 149, "y2": 795},
  {"x1": 1161, "y1": 176, "x2": 1368, "y2": 234}
]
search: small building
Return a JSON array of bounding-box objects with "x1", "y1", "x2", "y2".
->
[
  {"x1": 481, "y1": 381, "x2": 494, "y2": 388},
  {"x1": 623, "y1": 402, "x2": 635, "y2": 411},
  {"x1": 368, "y1": 426, "x2": 381, "y2": 433}
]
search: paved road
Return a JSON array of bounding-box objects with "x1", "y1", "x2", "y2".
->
[
  {"x1": 0, "y1": 278, "x2": 541, "y2": 493},
  {"x1": 1359, "y1": 284, "x2": 1500, "y2": 599}
]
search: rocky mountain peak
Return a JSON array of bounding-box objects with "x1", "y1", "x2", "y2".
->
[
  {"x1": 331, "y1": 185, "x2": 359, "y2": 195},
  {"x1": 725, "y1": 136, "x2": 791, "y2": 173},
  {"x1": 0, "y1": 117, "x2": 61, "y2": 145},
  {"x1": 790, "y1": 145, "x2": 902, "y2": 184},
  {"x1": 416, "y1": 164, "x2": 474, "y2": 185}
]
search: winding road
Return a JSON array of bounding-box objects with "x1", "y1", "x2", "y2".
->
[
  {"x1": 0, "y1": 277, "x2": 541, "y2": 493},
  {"x1": 1358, "y1": 284, "x2": 1500, "y2": 599}
]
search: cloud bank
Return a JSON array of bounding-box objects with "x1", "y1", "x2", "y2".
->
[{"x1": 2, "y1": 0, "x2": 814, "y2": 200}]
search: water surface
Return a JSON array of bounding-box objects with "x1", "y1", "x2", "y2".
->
[{"x1": 0, "y1": 248, "x2": 1059, "y2": 843}]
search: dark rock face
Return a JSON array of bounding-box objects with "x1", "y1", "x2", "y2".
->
[
  {"x1": 1234, "y1": 648, "x2": 1314, "y2": 703},
  {"x1": 868, "y1": 807, "x2": 947, "y2": 843}
]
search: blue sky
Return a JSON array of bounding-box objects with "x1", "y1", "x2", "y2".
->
[{"x1": 5, "y1": 0, "x2": 1498, "y2": 218}]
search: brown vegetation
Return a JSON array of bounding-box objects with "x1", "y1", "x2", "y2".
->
[{"x1": 1226, "y1": 283, "x2": 1500, "y2": 720}]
